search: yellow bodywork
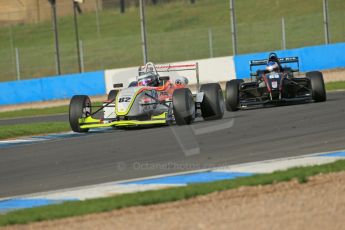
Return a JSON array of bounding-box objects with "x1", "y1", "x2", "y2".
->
[{"x1": 79, "y1": 112, "x2": 168, "y2": 129}]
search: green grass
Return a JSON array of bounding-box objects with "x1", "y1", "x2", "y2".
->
[
  {"x1": 326, "y1": 81, "x2": 345, "y2": 91},
  {"x1": 0, "y1": 106, "x2": 68, "y2": 119},
  {"x1": 1, "y1": 158, "x2": 345, "y2": 226},
  {"x1": 0, "y1": 102, "x2": 104, "y2": 119},
  {"x1": 0, "y1": 0, "x2": 344, "y2": 81},
  {"x1": 0, "y1": 122, "x2": 70, "y2": 140}
]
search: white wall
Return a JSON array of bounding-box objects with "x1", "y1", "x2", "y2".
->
[{"x1": 104, "y1": 56, "x2": 236, "y2": 94}]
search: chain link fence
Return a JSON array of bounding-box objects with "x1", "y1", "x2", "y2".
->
[{"x1": 0, "y1": 0, "x2": 344, "y2": 82}]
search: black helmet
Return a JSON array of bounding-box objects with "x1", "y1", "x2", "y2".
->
[{"x1": 268, "y1": 52, "x2": 279, "y2": 62}]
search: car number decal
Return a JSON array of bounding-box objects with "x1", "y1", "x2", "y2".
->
[{"x1": 118, "y1": 97, "x2": 131, "y2": 103}]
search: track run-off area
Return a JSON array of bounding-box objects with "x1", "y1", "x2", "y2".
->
[{"x1": 0, "y1": 91, "x2": 344, "y2": 198}]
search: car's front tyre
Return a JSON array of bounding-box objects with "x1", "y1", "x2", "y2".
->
[
  {"x1": 173, "y1": 88, "x2": 195, "y2": 125},
  {"x1": 225, "y1": 79, "x2": 243, "y2": 111},
  {"x1": 69, "y1": 95, "x2": 91, "y2": 133},
  {"x1": 306, "y1": 71, "x2": 326, "y2": 102},
  {"x1": 200, "y1": 83, "x2": 224, "y2": 120}
]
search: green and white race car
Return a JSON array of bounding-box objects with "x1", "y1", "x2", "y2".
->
[{"x1": 69, "y1": 62, "x2": 225, "y2": 132}]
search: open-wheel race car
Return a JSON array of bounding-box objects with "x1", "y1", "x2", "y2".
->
[
  {"x1": 225, "y1": 52, "x2": 327, "y2": 111},
  {"x1": 69, "y1": 62, "x2": 225, "y2": 132}
]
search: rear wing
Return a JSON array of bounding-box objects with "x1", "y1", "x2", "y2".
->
[
  {"x1": 138, "y1": 62, "x2": 200, "y2": 92},
  {"x1": 250, "y1": 56, "x2": 300, "y2": 76}
]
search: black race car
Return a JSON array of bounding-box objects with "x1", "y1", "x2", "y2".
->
[{"x1": 225, "y1": 53, "x2": 326, "y2": 111}]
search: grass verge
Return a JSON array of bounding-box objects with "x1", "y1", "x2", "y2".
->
[
  {"x1": 0, "y1": 102, "x2": 104, "y2": 119},
  {"x1": 0, "y1": 106, "x2": 68, "y2": 120},
  {"x1": 1, "y1": 159, "x2": 345, "y2": 226},
  {"x1": 326, "y1": 81, "x2": 345, "y2": 91},
  {"x1": 0, "y1": 122, "x2": 70, "y2": 140}
]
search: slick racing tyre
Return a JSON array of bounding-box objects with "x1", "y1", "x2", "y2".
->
[
  {"x1": 173, "y1": 88, "x2": 195, "y2": 125},
  {"x1": 306, "y1": 71, "x2": 326, "y2": 102},
  {"x1": 69, "y1": 95, "x2": 91, "y2": 133},
  {"x1": 107, "y1": 89, "x2": 118, "y2": 101},
  {"x1": 225, "y1": 79, "x2": 243, "y2": 111},
  {"x1": 200, "y1": 83, "x2": 224, "y2": 120}
]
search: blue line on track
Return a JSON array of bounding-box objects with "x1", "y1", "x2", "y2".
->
[
  {"x1": 122, "y1": 171, "x2": 253, "y2": 185},
  {"x1": 318, "y1": 151, "x2": 345, "y2": 157},
  {"x1": 0, "y1": 198, "x2": 70, "y2": 213},
  {"x1": 0, "y1": 129, "x2": 114, "y2": 149}
]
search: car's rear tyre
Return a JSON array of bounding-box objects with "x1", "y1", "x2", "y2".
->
[
  {"x1": 69, "y1": 95, "x2": 91, "y2": 133},
  {"x1": 306, "y1": 71, "x2": 326, "y2": 102},
  {"x1": 173, "y1": 88, "x2": 195, "y2": 125},
  {"x1": 225, "y1": 79, "x2": 243, "y2": 111},
  {"x1": 200, "y1": 83, "x2": 224, "y2": 120},
  {"x1": 108, "y1": 89, "x2": 118, "y2": 101}
]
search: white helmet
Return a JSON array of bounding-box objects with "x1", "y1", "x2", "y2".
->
[{"x1": 266, "y1": 61, "x2": 279, "y2": 72}]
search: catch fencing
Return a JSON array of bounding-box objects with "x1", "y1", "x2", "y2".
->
[{"x1": 0, "y1": 0, "x2": 344, "y2": 82}]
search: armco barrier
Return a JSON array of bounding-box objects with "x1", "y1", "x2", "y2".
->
[
  {"x1": 234, "y1": 42, "x2": 345, "y2": 79},
  {"x1": 0, "y1": 71, "x2": 105, "y2": 106}
]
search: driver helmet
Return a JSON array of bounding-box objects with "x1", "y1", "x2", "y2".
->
[
  {"x1": 266, "y1": 61, "x2": 279, "y2": 72},
  {"x1": 138, "y1": 72, "x2": 159, "y2": 87},
  {"x1": 268, "y1": 53, "x2": 279, "y2": 62}
]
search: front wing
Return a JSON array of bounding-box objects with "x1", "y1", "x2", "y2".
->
[
  {"x1": 79, "y1": 113, "x2": 168, "y2": 129},
  {"x1": 239, "y1": 95, "x2": 312, "y2": 107}
]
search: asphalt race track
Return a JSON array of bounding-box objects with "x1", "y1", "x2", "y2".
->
[{"x1": 0, "y1": 91, "x2": 344, "y2": 198}]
